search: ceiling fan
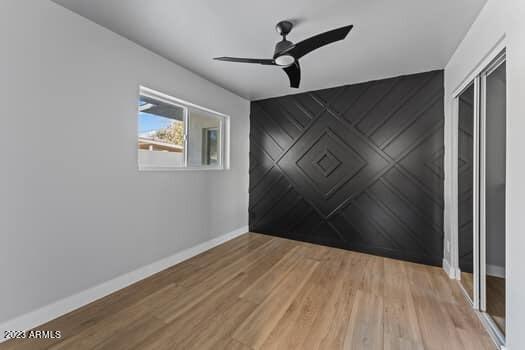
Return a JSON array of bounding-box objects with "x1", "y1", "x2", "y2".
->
[{"x1": 213, "y1": 21, "x2": 353, "y2": 88}]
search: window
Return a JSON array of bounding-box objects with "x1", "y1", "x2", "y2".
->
[{"x1": 138, "y1": 87, "x2": 228, "y2": 170}]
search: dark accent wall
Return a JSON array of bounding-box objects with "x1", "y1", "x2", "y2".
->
[{"x1": 249, "y1": 70, "x2": 444, "y2": 266}]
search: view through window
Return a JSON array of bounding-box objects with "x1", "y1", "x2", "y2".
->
[{"x1": 138, "y1": 87, "x2": 227, "y2": 170}]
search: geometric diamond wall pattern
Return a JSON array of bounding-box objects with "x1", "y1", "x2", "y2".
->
[{"x1": 249, "y1": 70, "x2": 444, "y2": 266}]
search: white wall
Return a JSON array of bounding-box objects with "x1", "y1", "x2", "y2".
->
[
  {"x1": 0, "y1": 0, "x2": 249, "y2": 325},
  {"x1": 138, "y1": 149, "x2": 185, "y2": 168},
  {"x1": 444, "y1": 0, "x2": 525, "y2": 347}
]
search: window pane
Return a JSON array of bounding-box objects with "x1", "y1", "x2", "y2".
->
[
  {"x1": 188, "y1": 109, "x2": 221, "y2": 168},
  {"x1": 138, "y1": 95, "x2": 185, "y2": 168}
]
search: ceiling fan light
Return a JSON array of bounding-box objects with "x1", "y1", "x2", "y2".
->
[{"x1": 275, "y1": 55, "x2": 295, "y2": 67}]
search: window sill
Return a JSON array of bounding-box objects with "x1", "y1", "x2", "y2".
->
[{"x1": 138, "y1": 165, "x2": 227, "y2": 172}]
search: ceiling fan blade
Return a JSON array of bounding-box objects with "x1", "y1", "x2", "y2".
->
[
  {"x1": 283, "y1": 61, "x2": 301, "y2": 88},
  {"x1": 280, "y1": 25, "x2": 353, "y2": 59},
  {"x1": 213, "y1": 57, "x2": 276, "y2": 65}
]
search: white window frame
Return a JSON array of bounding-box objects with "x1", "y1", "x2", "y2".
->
[{"x1": 138, "y1": 86, "x2": 230, "y2": 171}]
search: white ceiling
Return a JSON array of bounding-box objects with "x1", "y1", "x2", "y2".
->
[{"x1": 52, "y1": 0, "x2": 487, "y2": 100}]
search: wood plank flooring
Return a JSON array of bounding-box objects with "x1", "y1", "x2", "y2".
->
[
  {"x1": 1, "y1": 233, "x2": 496, "y2": 350},
  {"x1": 460, "y1": 271, "x2": 474, "y2": 300},
  {"x1": 459, "y1": 272, "x2": 505, "y2": 333}
]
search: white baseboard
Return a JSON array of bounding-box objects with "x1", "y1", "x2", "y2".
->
[
  {"x1": 442, "y1": 258, "x2": 458, "y2": 279},
  {"x1": 486, "y1": 264, "x2": 505, "y2": 278},
  {"x1": 0, "y1": 225, "x2": 248, "y2": 342},
  {"x1": 442, "y1": 259, "x2": 505, "y2": 280}
]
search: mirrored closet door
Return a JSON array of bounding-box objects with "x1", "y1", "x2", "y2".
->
[
  {"x1": 457, "y1": 82, "x2": 476, "y2": 302},
  {"x1": 480, "y1": 57, "x2": 506, "y2": 336},
  {"x1": 455, "y1": 50, "x2": 506, "y2": 345}
]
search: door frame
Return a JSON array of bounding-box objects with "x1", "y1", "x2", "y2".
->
[
  {"x1": 452, "y1": 77, "x2": 480, "y2": 308},
  {"x1": 450, "y1": 37, "x2": 506, "y2": 284},
  {"x1": 479, "y1": 51, "x2": 506, "y2": 345},
  {"x1": 450, "y1": 44, "x2": 507, "y2": 348}
]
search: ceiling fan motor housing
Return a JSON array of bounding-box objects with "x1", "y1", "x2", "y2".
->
[
  {"x1": 274, "y1": 39, "x2": 293, "y2": 57},
  {"x1": 274, "y1": 20, "x2": 294, "y2": 58},
  {"x1": 275, "y1": 20, "x2": 293, "y2": 36}
]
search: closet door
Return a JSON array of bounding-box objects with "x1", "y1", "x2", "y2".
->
[
  {"x1": 457, "y1": 83, "x2": 477, "y2": 302},
  {"x1": 480, "y1": 57, "x2": 506, "y2": 336}
]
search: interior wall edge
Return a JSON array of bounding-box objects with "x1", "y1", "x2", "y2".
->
[
  {"x1": 252, "y1": 67, "x2": 446, "y2": 102},
  {"x1": 443, "y1": 258, "x2": 459, "y2": 279},
  {"x1": 0, "y1": 225, "x2": 249, "y2": 342},
  {"x1": 442, "y1": 0, "x2": 525, "y2": 347},
  {"x1": 442, "y1": 0, "x2": 506, "y2": 271}
]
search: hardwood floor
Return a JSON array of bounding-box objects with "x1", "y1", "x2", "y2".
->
[
  {"x1": 460, "y1": 271, "x2": 474, "y2": 301},
  {"x1": 1, "y1": 233, "x2": 496, "y2": 350},
  {"x1": 459, "y1": 272, "x2": 505, "y2": 333}
]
